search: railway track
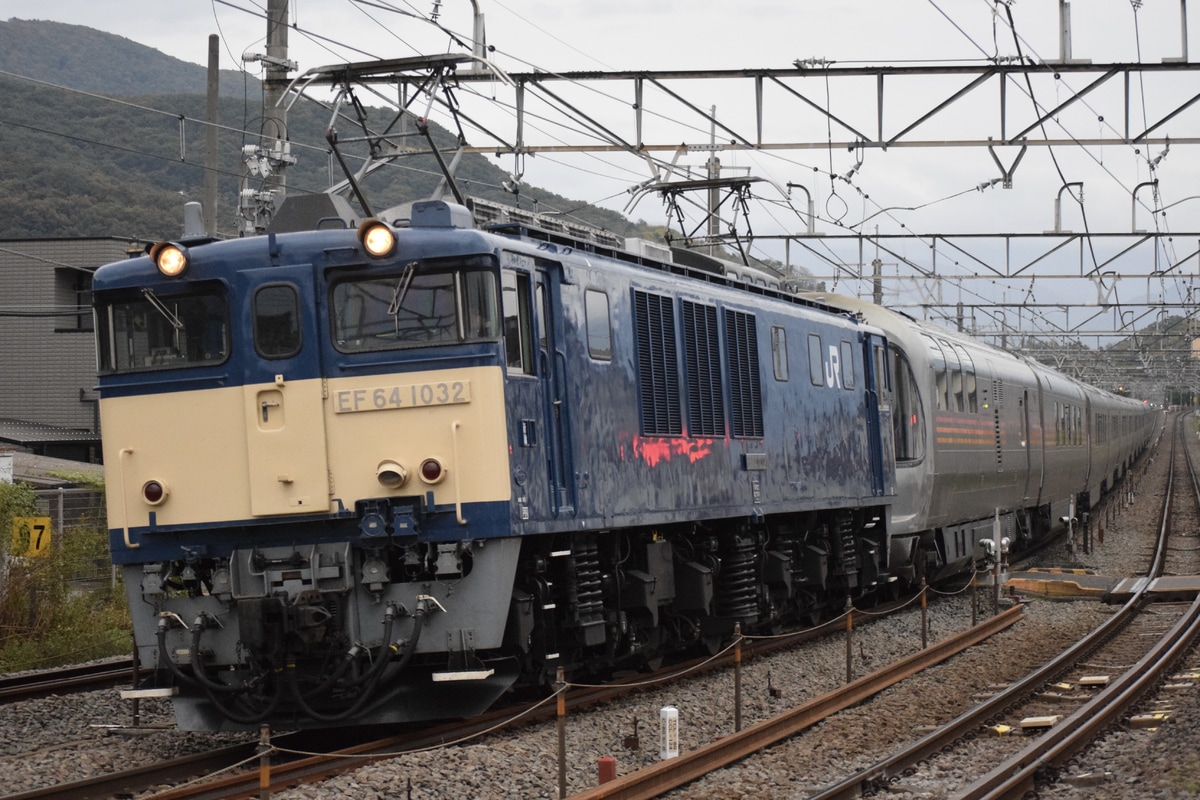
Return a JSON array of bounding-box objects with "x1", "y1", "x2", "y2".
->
[
  {"x1": 0, "y1": 424, "x2": 1170, "y2": 800},
  {"x1": 948, "y1": 413, "x2": 1200, "y2": 799},
  {"x1": 0, "y1": 658, "x2": 135, "y2": 703},
  {"x1": 537, "y1": 414, "x2": 1187, "y2": 800},
  {"x1": 0, "y1": 589, "x2": 1009, "y2": 800},
  {"x1": 799, "y1": 412, "x2": 1200, "y2": 799}
]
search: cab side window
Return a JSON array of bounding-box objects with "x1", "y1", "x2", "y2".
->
[{"x1": 502, "y1": 271, "x2": 535, "y2": 375}]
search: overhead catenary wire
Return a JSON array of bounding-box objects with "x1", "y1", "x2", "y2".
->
[{"x1": 8, "y1": 2, "x2": 1198, "y2": 374}]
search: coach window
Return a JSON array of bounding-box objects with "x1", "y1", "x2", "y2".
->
[
  {"x1": 952, "y1": 343, "x2": 976, "y2": 412},
  {"x1": 771, "y1": 326, "x2": 789, "y2": 381},
  {"x1": 808, "y1": 333, "x2": 823, "y2": 386},
  {"x1": 585, "y1": 289, "x2": 612, "y2": 360},
  {"x1": 253, "y1": 284, "x2": 301, "y2": 359},
  {"x1": 939, "y1": 339, "x2": 961, "y2": 411},
  {"x1": 890, "y1": 345, "x2": 925, "y2": 462},
  {"x1": 873, "y1": 343, "x2": 890, "y2": 391},
  {"x1": 921, "y1": 335, "x2": 947, "y2": 411},
  {"x1": 502, "y1": 271, "x2": 535, "y2": 374},
  {"x1": 839, "y1": 340, "x2": 855, "y2": 389}
]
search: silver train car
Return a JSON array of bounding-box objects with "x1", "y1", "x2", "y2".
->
[{"x1": 808, "y1": 294, "x2": 1155, "y2": 581}]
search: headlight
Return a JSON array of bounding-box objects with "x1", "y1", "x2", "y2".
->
[
  {"x1": 149, "y1": 242, "x2": 190, "y2": 277},
  {"x1": 357, "y1": 219, "x2": 396, "y2": 258},
  {"x1": 377, "y1": 460, "x2": 409, "y2": 489}
]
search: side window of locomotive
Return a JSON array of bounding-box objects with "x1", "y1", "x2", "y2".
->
[
  {"x1": 536, "y1": 283, "x2": 548, "y2": 354},
  {"x1": 725, "y1": 308, "x2": 763, "y2": 438},
  {"x1": 890, "y1": 345, "x2": 926, "y2": 462},
  {"x1": 808, "y1": 333, "x2": 823, "y2": 386},
  {"x1": 253, "y1": 284, "x2": 301, "y2": 359},
  {"x1": 502, "y1": 271, "x2": 535, "y2": 375},
  {"x1": 839, "y1": 340, "x2": 855, "y2": 389},
  {"x1": 460, "y1": 269, "x2": 501, "y2": 341},
  {"x1": 585, "y1": 289, "x2": 612, "y2": 360},
  {"x1": 97, "y1": 287, "x2": 229, "y2": 373},
  {"x1": 771, "y1": 326, "x2": 788, "y2": 381}
]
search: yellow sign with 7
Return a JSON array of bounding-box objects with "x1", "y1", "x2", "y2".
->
[{"x1": 11, "y1": 516, "x2": 52, "y2": 557}]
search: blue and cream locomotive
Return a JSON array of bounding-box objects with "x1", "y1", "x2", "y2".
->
[{"x1": 94, "y1": 198, "x2": 1152, "y2": 730}]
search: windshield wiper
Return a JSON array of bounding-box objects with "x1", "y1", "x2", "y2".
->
[
  {"x1": 141, "y1": 288, "x2": 183, "y2": 330},
  {"x1": 387, "y1": 261, "x2": 418, "y2": 336}
]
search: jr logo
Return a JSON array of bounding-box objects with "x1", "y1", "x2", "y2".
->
[{"x1": 825, "y1": 345, "x2": 843, "y2": 389}]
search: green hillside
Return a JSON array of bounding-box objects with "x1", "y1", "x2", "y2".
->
[{"x1": 0, "y1": 18, "x2": 660, "y2": 242}]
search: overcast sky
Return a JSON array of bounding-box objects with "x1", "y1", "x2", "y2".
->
[
  {"x1": 5, "y1": 1, "x2": 1193, "y2": 72},
  {"x1": 4, "y1": 0, "x2": 1199, "y2": 332}
]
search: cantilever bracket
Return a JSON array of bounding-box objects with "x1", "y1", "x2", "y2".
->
[{"x1": 987, "y1": 138, "x2": 1028, "y2": 189}]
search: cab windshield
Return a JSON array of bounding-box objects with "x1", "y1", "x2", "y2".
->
[
  {"x1": 96, "y1": 287, "x2": 229, "y2": 373},
  {"x1": 332, "y1": 261, "x2": 500, "y2": 353}
]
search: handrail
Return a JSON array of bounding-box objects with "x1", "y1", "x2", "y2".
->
[
  {"x1": 118, "y1": 447, "x2": 139, "y2": 549},
  {"x1": 451, "y1": 420, "x2": 466, "y2": 524}
]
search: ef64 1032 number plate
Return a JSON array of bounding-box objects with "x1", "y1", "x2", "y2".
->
[{"x1": 333, "y1": 381, "x2": 471, "y2": 413}]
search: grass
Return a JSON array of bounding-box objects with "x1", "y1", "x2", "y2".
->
[{"x1": 0, "y1": 480, "x2": 131, "y2": 672}]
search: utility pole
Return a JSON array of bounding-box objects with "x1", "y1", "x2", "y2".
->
[
  {"x1": 239, "y1": 0, "x2": 296, "y2": 235},
  {"x1": 204, "y1": 34, "x2": 219, "y2": 237},
  {"x1": 262, "y1": 0, "x2": 290, "y2": 199},
  {"x1": 707, "y1": 106, "x2": 720, "y2": 256}
]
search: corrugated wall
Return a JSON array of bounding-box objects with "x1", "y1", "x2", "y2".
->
[{"x1": 0, "y1": 238, "x2": 142, "y2": 431}]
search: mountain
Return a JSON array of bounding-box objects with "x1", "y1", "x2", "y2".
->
[
  {"x1": 0, "y1": 19, "x2": 259, "y2": 97},
  {"x1": 0, "y1": 19, "x2": 660, "y2": 242}
]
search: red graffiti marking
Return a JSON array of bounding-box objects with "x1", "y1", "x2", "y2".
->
[{"x1": 632, "y1": 436, "x2": 715, "y2": 467}]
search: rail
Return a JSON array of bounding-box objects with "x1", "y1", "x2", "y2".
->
[
  {"x1": 952, "y1": 411, "x2": 1200, "y2": 799},
  {"x1": 566, "y1": 605, "x2": 1023, "y2": 800},
  {"x1": 808, "y1": 412, "x2": 1184, "y2": 799}
]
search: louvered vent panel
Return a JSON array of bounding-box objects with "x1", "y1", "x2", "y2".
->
[
  {"x1": 725, "y1": 309, "x2": 763, "y2": 438},
  {"x1": 682, "y1": 301, "x2": 725, "y2": 437},
  {"x1": 634, "y1": 290, "x2": 681, "y2": 435}
]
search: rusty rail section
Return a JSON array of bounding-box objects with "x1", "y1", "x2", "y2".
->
[{"x1": 567, "y1": 603, "x2": 1024, "y2": 800}]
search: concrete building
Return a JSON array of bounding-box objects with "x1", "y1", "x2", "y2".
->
[{"x1": 0, "y1": 238, "x2": 145, "y2": 461}]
